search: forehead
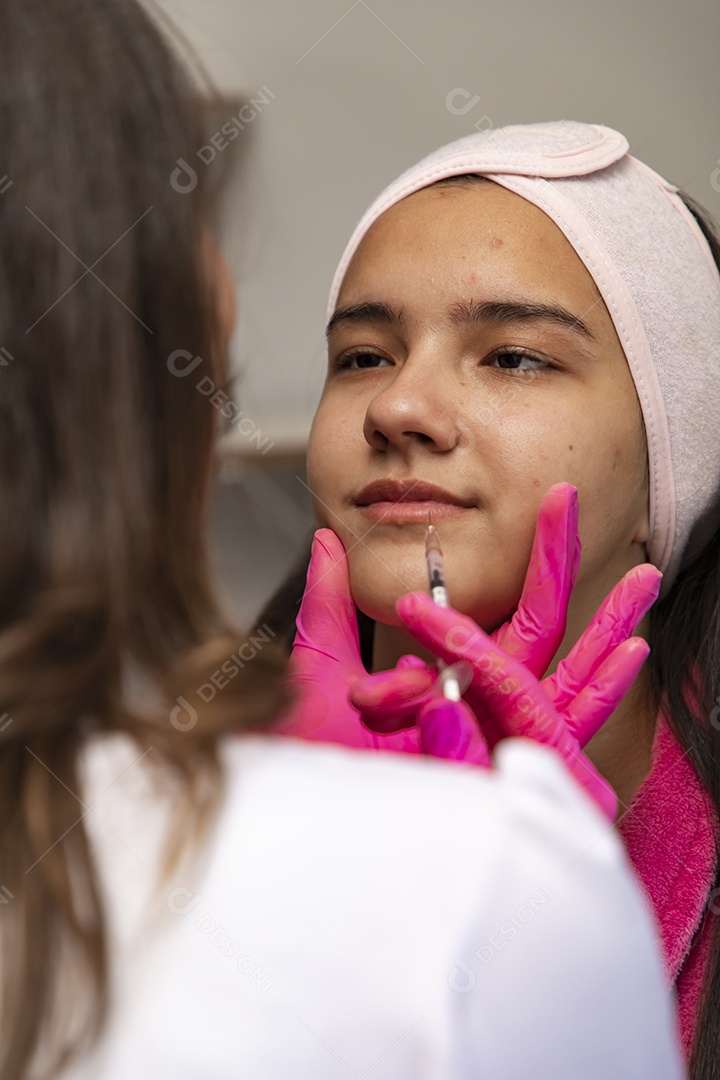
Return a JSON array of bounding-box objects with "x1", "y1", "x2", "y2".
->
[{"x1": 338, "y1": 181, "x2": 604, "y2": 316}]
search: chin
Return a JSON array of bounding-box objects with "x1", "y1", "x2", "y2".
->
[
  {"x1": 349, "y1": 579, "x2": 407, "y2": 628},
  {"x1": 347, "y1": 552, "x2": 424, "y2": 627},
  {"x1": 353, "y1": 577, "x2": 523, "y2": 639},
  {"x1": 345, "y1": 538, "x2": 528, "y2": 632}
]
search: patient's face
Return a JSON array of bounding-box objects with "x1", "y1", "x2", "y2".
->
[{"x1": 307, "y1": 181, "x2": 649, "y2": 630}]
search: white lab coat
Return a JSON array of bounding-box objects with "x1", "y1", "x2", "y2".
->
[{"x1": 59, "y1": 733, "x2": 684, "y2": 1079}]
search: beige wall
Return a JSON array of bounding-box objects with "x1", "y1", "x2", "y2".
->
[{"x1": 151, "y1": 0, "x2": 720, "y2": 449}]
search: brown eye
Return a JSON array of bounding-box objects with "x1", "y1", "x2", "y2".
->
[
  {"x1": 335, "y1": 352, "x2": 392, "y2": 371},
  {"x1": 493, "y1": 350, "x2": 551, "y2": 372}
]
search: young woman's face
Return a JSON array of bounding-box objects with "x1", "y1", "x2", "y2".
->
[{"x1": 307, "y1": 181, "x2": 649, "y2": 631}]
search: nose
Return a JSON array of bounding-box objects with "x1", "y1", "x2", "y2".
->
[{"x1": 363, "y1": 358, "x2": 462, "y2": 454}]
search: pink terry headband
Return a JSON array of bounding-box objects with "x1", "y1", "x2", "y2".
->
[{"x1": 327, "y1": 121, "x2": 720, "y2": 593}]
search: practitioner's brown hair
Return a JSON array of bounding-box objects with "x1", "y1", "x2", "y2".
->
[{"x1": 0, "y1": 1, "x2": 287, "y2": 1076}]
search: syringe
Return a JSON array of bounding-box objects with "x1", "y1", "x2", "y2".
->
[{"x1": 425, "y1": 514, "x2": 462, "y2": 702}]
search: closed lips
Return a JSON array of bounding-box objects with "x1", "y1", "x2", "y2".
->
[{"x1": 355, "y1": 480, "x2": 475, "y2": 507}]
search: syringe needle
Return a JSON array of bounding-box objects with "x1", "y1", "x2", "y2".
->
[{"x1": 424, "y1": 518, "x2": 461, "y2": 702}]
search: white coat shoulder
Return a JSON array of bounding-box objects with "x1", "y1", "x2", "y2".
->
[{"x1": 62, "y1": 733, "x2": 684, "y2": 1080}]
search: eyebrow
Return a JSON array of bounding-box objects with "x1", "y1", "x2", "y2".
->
[
  {"x1": 449, "y1": 299, "x2": 597, "y2": 340},
  {"x1": 326, "y1": 302, "x2": 403, "y2": 338},
  {"x1": 326, "y1": 298, "x2": 596, "y2": 341}
]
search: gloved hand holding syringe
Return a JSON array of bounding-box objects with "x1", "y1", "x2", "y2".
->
[
  {"x1": 361, "y1": 489, "x2": 660, "y2": 819},
  {"x1": 277, "y1": 485, "x2": 662, "y2": 820}
]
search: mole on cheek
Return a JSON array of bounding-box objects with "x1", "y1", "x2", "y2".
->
[
  {"x1": 611, "y1": 443, "x2": 622, "y2": 472},
  {"x1": 568, "y1": 444, "x2": 573, "y2": 451}
]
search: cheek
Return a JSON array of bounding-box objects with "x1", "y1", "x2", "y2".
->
[
  {"x1": 578, "y1": 427, "x2": 648, "y2": 559},
  {"x1": 306, "y1": 396, "x2": 360, "y2": 529},
  {"x1": 515, "y1": 394, "x2": 648, "y2": 573},
  {"x1": 308, "y1": 396, "x2": 342, "y2": 477},
  {"x1": 489, "y1": 389, "x2": 642, "y2": 489},
  {"x1": 305, "y1": 415, "x2": 333, "y2": 526}
]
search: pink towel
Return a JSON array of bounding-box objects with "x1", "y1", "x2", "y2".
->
[{"x1": 618, "y1": 711, "x2": 718, "y2": 1059}]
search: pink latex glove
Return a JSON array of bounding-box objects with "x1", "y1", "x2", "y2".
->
[
  {"x1": 275, "y1": 483, "x2": 583, "y2": 751},
  {"x1": 272, "y1": 528, "x2": 422, "y2": 752},
  {"x1": 416, "y1": 696, "x2": 493, "y2": 768},
  {"x1": 394, "y1": 589, "x2": 657, "y2": 820}
]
